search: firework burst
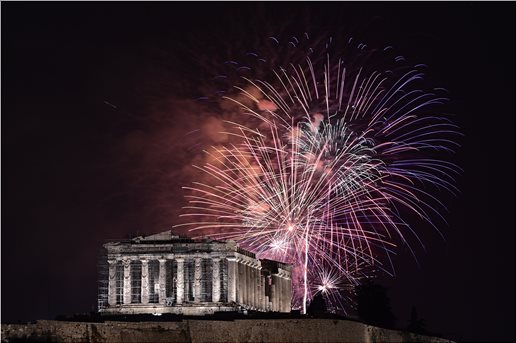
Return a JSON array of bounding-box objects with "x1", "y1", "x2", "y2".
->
[{"x1": 176, "y1": 34, "x2": 461, "y2": 314}]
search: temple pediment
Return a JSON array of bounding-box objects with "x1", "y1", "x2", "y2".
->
[{"x1": 132, "y1": 230, "x2": 180, "y2": 243}]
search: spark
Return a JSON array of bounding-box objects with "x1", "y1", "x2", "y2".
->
[{"x1": 176, "y1": 35, "x2": 460, "y2": 314}]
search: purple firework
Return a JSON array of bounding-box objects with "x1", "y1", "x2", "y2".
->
[{"x1": 177, "y1": 34, "x2": 461, "y2": 314}]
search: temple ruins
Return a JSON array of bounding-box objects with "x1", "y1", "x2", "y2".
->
[{"x1": 98, "y1": 230, "x2": 292, "y2": 316}]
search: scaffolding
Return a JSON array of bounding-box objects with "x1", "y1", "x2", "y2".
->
[
  {"x1": 115, "y1": 263, "x2": 124, "y2": 304},
  {"x1": 97, "y1": 248, "x2": 108, "y2": 311},
  {"x1": 130, "y1": 261, "x2": 142, "y2": 303},
  {"x1": 148, "y1": 260, "x2": 159, "y2": 303},
  {"x1": 220, "y1": 258, "x2": 228, "y2": 303}
]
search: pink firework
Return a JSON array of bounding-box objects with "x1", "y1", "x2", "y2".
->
[{"x1": 177, "y1": 34, "x2": 461, "y2": 313}]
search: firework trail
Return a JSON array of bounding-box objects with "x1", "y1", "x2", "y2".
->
[{"x1": 176, "y1": 34, "x2": 461, "y2": 313}]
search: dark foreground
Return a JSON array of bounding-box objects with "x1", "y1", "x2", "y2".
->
[{"x1": 1, "y1": 318, "x2": 454, "y2": 343}]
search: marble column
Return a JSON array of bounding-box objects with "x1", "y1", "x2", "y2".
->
[
  {"x1": 248, "y1": 263, "x2": 253, "y2": 306},
  {"x1": 194, "y1": 257, "x2": 202, "y2": 303},
  {"x1": 276, "y1": 275, "x2": 281, "y2": 312},
  {"x1": 275, "y1": 275, "x2": 281, "y2": 312},
  {"x1": 141, "y1": 259, "x2": 149, "y2": 304},
  {"x1": 236, "y1": 260, "x2": 242, "y2": 304},
  {"x1": 158, "y1": 259, "x2": 167, "y2": 304},
  {"x1": 261, "y1": 275, "x2": 266, "y2": 310},
  {"x1": 176, "y1": 258, "x2": 184, "y2": 304},
  {"x1": 286, "y1": 274, "x2": 292, "y2": 312},
  {"x1": 248, "y1": 264, "x2": 253, "y2": 308},
  {"x1": 239, "y1": 261, "x2": 244, "y2": 305},
  {"x1": 122, "y1": 259, "x2": 132, "y2": 305},
  {"x1": 270, "y1": 276, "x2": 276, "y2": 312},
  {"x1": 266, "y1": 276, "x2": 271, "y2": 311},
  {"x1": 212, "y1": 258, "x2": 221, "y2": 302},
  {"x1": 256, "y1": 267, "x2": 261, "y2": 309},
  {"x1": 284, "y1": 275, "x2": 290, "y2": 312},
  {"x1": 243, "y1": 262, "x2": 249, "y2": 306},
  {"x1": 255, "y1": 266, "x2": 261, "y2": 309},
  {"x1": 107, "y1": 260, "x2": 117, "y2": 306},
  {"x1": 250, "y1": 264, "x2": 256, "y2": 308},
  {"x1": 280, "y1": 275, "x2": 286, "y2": 312},
  {"x1": 281, "y1": 275, "x2": 287, "y2": 312},
  {"x1": 226, "y1": 257, "x2": 237, "y2": 303},
  {"x1": 282, "y1": 275, "x2": 287, "y2": 312},
  {"x1": 285, "y1": 277, "x2": 292, "y2": 312},
  {"x1": 184, "y1": 261, "x2": 190, "y2": 301},
  {"x1": 247, "y1": 264, "x2": 252, "y2": 307},
  {"x1": 249, "y1": 264, "x2": 255, "y2": 308}
]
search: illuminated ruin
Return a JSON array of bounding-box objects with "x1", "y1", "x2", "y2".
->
[{"x1": 98, "y1": 231, "x2": 292, "y2": 316}]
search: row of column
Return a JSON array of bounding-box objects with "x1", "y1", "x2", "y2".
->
[
  {"x1": 236, "y1": 258, "x2": 267, "y2": 310},
  {"x1": 105, "y1": 255, "x2": 290, "y2": 312},
  {"x1": 232, "y1": 258, "x2": 292, "y2": 312},
  {"x1": 270, "y1": 270, "x2": 292, "y2": 312},
  {"x1": 107, "y1": 257, "x2": 224, "y2": 306}
]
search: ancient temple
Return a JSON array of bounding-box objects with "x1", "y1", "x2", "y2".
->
[{"x1": 98, "y1": 231, "x2": 292, "y2": 316}]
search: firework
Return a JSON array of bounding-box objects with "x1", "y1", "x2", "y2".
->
[{"x1": 176, "y1": 34, "x2": 461, "y2": 314}]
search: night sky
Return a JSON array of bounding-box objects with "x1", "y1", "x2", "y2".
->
[{"x1": 2, "y1": 2, "x2": 515, "y2": 342}]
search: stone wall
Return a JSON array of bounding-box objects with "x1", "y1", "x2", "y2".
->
[{"x1": 1, "y1": 319, "x2": 454, "y2": 343}]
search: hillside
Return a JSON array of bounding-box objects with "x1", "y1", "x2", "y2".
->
[{"x1": 1, "y1": 319, "x2": 454, "y2": 342}]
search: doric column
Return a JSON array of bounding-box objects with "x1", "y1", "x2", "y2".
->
[
  {"x1": 278, "y1": 274, "x2": 283, "y2": 312},
  {"x1": 141, "y1": 259, "x2": 149, "y2": 304},
  {"x1": 247, "y1": 263, "x2": 253, "y2": 308},
  {"x1": 286, "y1": 274, "x2": 292, "y2": 312},
  {"x1": 246, "y1": 263, "x2": 251, "y2": 307},
  {"x1": 107, "y1": 260, "x2": 117, "y2": 306},
  {"x1": 274, "y1": 275, "x2": 279, "y2": 312},
  {"x1": 283, "y1": 274, "x2": 290, "y2": 312},
  {"x1": 236, "y1": 260, "x2": 242, "y2": 304},
  {"x1": 247, "y1": 262, "x2": 252, "y2": 306},
  {"x1": 226, "y1": 257, "x2": 237, "y2": 303},
  {"x1": 158, "y1": 259, "x2": 167, "y2": 304},
  {"x1": 266, "y1": 275, "x2": 271, "y2": 310},
  {"x1": 212, "y1": 258, "x2": 221, "y2": 302},
  {"x1": 250, "y1": 264, "x2": 256, "y2": 308},
  {"x1": 276, "y1": 275, "x2": 281, "y2": 312},
  {"x1": 184, "y1": 261, "x2": 190, "y2": 301},
  {"x1": 256, "y1": 266, "x2": 260, "y2": 309},
  {"x1": 194, "y1": 257, "x2": 202, "y2": 303},
  {"x1": 270, "y1": 277, "x2": 276, "y2": 311},
  {"x1": 279, "y1": 274, "x2": 286, "y2": 312},
  {"x1": 122, "y1": 259, "x2": 132, "y2": 305},
  {"x1": 176, "y1": 258, "x2": 184, "y2": 304},
  {"x1": 280, "y1": 273, "x2": 287, "y2": 312},
  {"x1": 261, "y1": 274, "x2": 266, "y2": 310},
  {"x1": 254, "y1": 266, "x2": 260, "y2": 309},
  {"x1": 241, "y1": 261, "x2": 247, "y2": 305},
  {"x1": 283, "y1": 275, "x2": 288, "y2": 312}
]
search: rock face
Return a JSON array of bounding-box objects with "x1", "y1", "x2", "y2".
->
[{"x1": 1, "y1": 319, "x2": 454, "y2": 343}]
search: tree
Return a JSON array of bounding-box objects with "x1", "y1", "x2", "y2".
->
[
  {"x1": 407, "y1": 306, "x2": 427, "y2": 335},
  {"x1": 355, "y1": 280, "x2": 396, "y2": 328},
  {"x1": 307, "y1": 292, "x2": 327, "y2": 317}
]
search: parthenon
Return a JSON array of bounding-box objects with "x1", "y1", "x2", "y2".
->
[{"x1": 98, "y1": 231, "x2": 292, "y2": 316}]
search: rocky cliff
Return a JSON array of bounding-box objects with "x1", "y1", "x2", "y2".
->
[{"x1": 1, "y1": 319, "x2": 454, "y2": 342}]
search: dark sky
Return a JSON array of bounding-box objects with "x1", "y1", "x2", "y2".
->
[{"x1": 2, "y1": 2, "x2": 514, "y2": 342}]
